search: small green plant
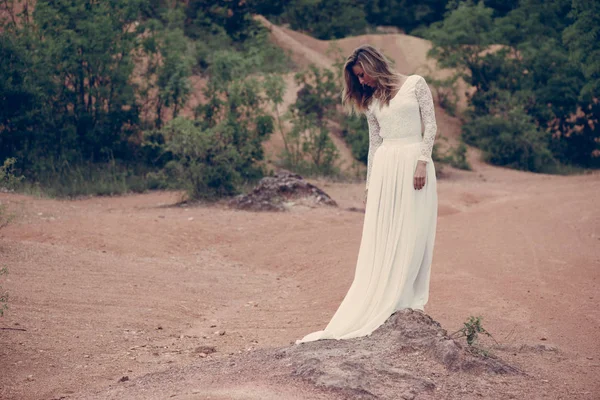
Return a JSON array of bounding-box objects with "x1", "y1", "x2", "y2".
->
[
  {"x1": 442, "y1": 141, "x2": 472, "y2": 170},
  {"x1": 0, "y1": 158, "x2": 23, "y2": 189},
  {"x1": 451, "y1": 316, "x2": 496, "y2": 346},
  {"x1": 0, "y1": 267, "x2": 8, "y2": 316},
  {"x1": 432, "y1": 135, "x2": 472, "y2": 171},
  {"x1": 1, "y1": 158, "x2": 24, "y2": 229},
  {"x1": 424, "y1": 73, "x2": 460, "y2": 117},
  {"x1": 281, "y1": 64, "x2": 341, "y2": 177}
]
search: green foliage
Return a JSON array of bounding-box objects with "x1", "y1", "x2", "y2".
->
[
  {"x1": 282, "y1": 0, "x2": 367, "y2": 40},
  {"x1": 17, "y1": 161, "x2": 168, "y2": 198},
  {"x1": 284, "y1": 111, "x2": 340, "y2": 176},
  {"x1": 264, "y1": 72, "x2": 292, "y2": 156},
  {"x1": 364, "y1": 0, "x2": 448, "y2": 33},
  {"x1": 185, "y1": 0, "x2": 256, "y2": 42},
  {"x1": 426, "y1": 1, "x2": 495, "y2": 74},
  {"x1": 424, "y1": 0, "x2": 600, "y2": 171},
  {"x1": 451, "y1": 315, "x2": 495, "y2": 346},
  {"x1": 292, "y1": 65, "x2": 339, "y2": 122},
  {"x1": 560, "y1": 0, "x2": 600, "y2": 168},
  {"x1": 35, "y1": 0, "x2": 143, "y2": 158},
  {"x1": 0, "y1": 158, "x2": 23, "y2": 190},
  {"x1": 563, "y1": 0, "x2": 600, "y2": 100},
  {"x1": 186, "y1": 3, "x2": 289, "y2": 75},
  {"x1": 0, "y1": 0, "x2": 289, "y2": 197},
  {"x1": 5, "y1": 0, "x2": 597, "y2": 200},
  {"x1": 257, "y1": 0, "x2": 521, "y2": 38},
  {"x1": 0, "y1": 0, "x2": 145, "y2": 172},
  {"x1": 281, "y1": 65, "x2": 341, "y2": 176},
  {"x1": 463, "y1": 109, "x2": 556, "y2": 172},
  {"x1": 424, "y1": 74, "x2": 460, "y2": 117},
  {"x1": 195, "y1": 50, "x2": 278, "y2": 183},
  {"x1": 154, "y1": 117, "x2": 243, "y2": 200},
  {"x1": 448, "y1": 142, "x2": 471, "y2": 170},
  {"x1": 340, "y1": 114, "x2": 369, "y2": 165},
  {"x1": 144, "y1": 46, "x2": 281, "y2": 201},
  {"x1": 0, "y1": 158, "x2": 23, "y2": 229},
  {"x1": 139, "y1": 7, "x2": 196, "y2": 129},
  {"x1": 433, "y1": 138, "x2": 472, "y2": 170}
]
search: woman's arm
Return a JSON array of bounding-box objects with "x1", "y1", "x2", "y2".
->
[
  {"x1": 365, "y1": 109, "x2": 383, "y2": 191},
  {"x1": 415, "y1": 76, "x2": 437, "y2": 164}
]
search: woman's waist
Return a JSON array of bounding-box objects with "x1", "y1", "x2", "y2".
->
[{"x1": 381, "y1": 134, "x2": 422, "y2": 146}]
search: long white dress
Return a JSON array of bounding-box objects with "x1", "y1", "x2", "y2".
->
[{"x1": 296, "y1": 74, "x2": 438, "y2": 344}]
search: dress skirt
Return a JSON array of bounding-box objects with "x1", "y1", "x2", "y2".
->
[{"x1": 296, "y1": 134, "x2": 438, "y2": 344}]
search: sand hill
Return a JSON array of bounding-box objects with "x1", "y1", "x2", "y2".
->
[{"x1": 257, "y1": 15, "x2": 469, "y2": 176}]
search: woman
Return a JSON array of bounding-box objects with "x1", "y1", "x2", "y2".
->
[{"x1": 296, "y1": 45, "x2": 438, "y2": 344}]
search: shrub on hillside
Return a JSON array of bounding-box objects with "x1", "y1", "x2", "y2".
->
[
  {"x1": 1, "y1": 157, "x2": 23, "y2": 229},
  {"x1": 340, "y1": 113, "x2": 369, "y2": 165},
  {"x1": 462, "y1": 110, "x2": 556, "y2": 172},
  {"x1": 280, "y1": 65, "x2": 341, "y2": 176},
  {"x1": 148, "y1": 117, "x2": 244, "y2": 200}
]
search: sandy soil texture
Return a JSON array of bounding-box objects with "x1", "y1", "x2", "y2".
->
[{"x1": 1, "y1": 145, "x2": 599, "y2": 399}]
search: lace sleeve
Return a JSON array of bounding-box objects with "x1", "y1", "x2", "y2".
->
[
  {"x1": 415, "y1": 76, "x2": 437, "y2": 163},
  {"x1": 365, "y1": 109, "x2": 383, "y2": 190}
]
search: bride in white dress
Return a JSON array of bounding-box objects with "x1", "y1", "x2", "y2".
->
[{"x1": 296, "y1": 45, "x2": 438, "y2": 344}]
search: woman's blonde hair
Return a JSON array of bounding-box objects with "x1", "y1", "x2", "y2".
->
[{"x1": 341, "y1": 45, "x2": 402, "y2": 114}]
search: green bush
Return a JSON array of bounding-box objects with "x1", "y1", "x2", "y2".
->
[
  {"x1": 424, "y1": 0, "x2": 600, "y2": 171},
  {"x1": 1, "y1": 158, "x2": 23, "y2": 228},
  {"x1": 160, "y1": 118, "x2": 243, "y2": 200},
  {"x1": 340, "y1": 113, "x2": 369, "y2": 165},
  {"x1": 0, "y1": 158, "x2": 22, "y2": 189},
  {"x1": 432, "y1": 137, "x2": 472, "y2": 171},
  {"x1": 278, "y1": 64, "x2": 341, "y2": 176},
  {"x1": 446, "y1": 141, "x2": 471, "y2": 170},
  {"x1": 462, "y1": 110, "x2": 557, "y2": 172},
  {"x1": 282, "y1": 0, "x2": 367, "y2": 40},
  {"x1": 451, "y1": 315, "x2": 495, "y2": 349},
  {"x1": 0, "y1": 1, "x2": 288, "y2": 198},
  {"x1": 424, "y1": 74, "x2": 460, "y2": 117},
  {"x1": 0, "y1": 158, "x2": 20, "y2": 316},
  {"x1": 15, "y1": 158, "x2": 170, "y2": 198}
]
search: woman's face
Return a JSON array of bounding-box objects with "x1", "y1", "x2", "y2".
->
[{"x1": 352, "y1": 64, "x2": 376, "y2": 88}]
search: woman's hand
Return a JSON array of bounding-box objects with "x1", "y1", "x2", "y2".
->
[{"x1": 414, "y1": 161, "x2": 427, "y2": 190}]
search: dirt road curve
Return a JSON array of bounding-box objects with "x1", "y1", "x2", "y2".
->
[{"x1": 1, "y1": 150, "x2": 599, "y2": 399}]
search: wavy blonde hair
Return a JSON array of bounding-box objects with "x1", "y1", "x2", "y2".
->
[{"x1": 341, "y1": 45, "x2": 402, "y2": 114}]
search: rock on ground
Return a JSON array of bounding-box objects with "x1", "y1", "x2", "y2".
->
[{"x1": 227, "y1": 169, "x2": 338, "y2": 211}]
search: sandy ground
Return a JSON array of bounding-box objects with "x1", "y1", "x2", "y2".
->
[{"x1": 0, "y1": 145, "x2": 599, "y2": 399}]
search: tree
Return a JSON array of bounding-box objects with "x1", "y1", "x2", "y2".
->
[
  {"x1": 283, "y1": 0, "x2": 367, "y2": 40},
  {"x1": 561, "y1": 0, "x2": 600, "y2": 166},
  {"x1": 194, "y1": 50, "x2": 277, "y2": 182},
  {"x1": 424, "y1": 0, "x2": 599, "y2": 170},
  {"x1": 283, "y1": 65, "x2": 340, "y2": 175}
]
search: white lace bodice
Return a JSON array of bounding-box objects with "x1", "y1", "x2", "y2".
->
[{"x1": 365, "y1": 74, "x2": 437, "y2": 190}]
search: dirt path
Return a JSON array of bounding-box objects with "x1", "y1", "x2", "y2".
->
[{"x1": 1, "y1": 147, "x2": 599, "y2": 399}]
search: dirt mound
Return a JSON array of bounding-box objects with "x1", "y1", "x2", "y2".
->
[
  {"x1": 227, "y1": 169, "x2": 338, "y2": 211},
  {"x1": 80, "y1": 310, "x2": 524, "y2": 400},
  {"x1": 285, "y1": 309, "x2": 520, "y2": 399}
]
